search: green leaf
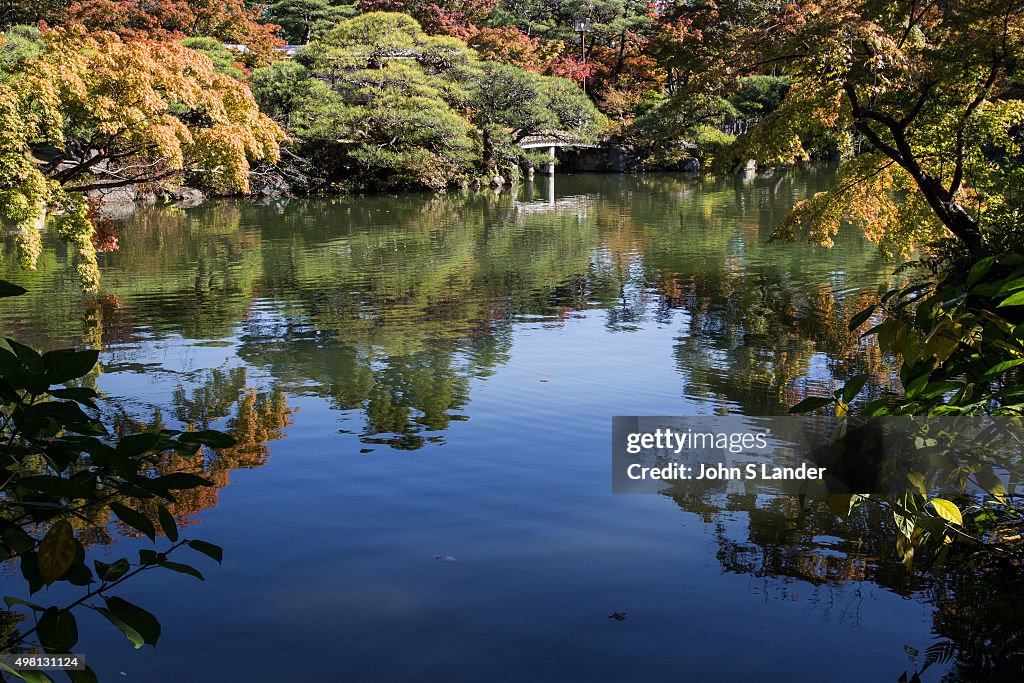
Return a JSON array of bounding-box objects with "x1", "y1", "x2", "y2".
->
[
  {"x1": 0, "y1": 279, "x2": 27, "y2": 298},
  {"x1": 19, "y1": 552, "x2": 44, "y2": 595},
  {"x1": 37, "y1": 607, "x2": 78, "y2": 652},
  {"x1": 973, "y1": 468, "x2": 1007, "y2": 504},
  {"x1": 5, "y1": 338, "x2": 44, "y2": 372},
  {"x1": 48, "y1": 387, "x2": 99, "y2": 408},
  {"x1": 0, "y1": 347, "x2": 42, "y2": 393},
  {"x1": 929, "y1": 498, "x2": 963, "y2": 527},
  {"x1": 862, "y1": 398, "x2": 891, "y2": 416},
  {"x1": 115, "y1": 433, "x2": 161, "y2": 458},
  {"x1": 93, "y1": 557, "x2": 130, "y2": 582},
  {"x1": 995, "y1": 276, "x2": 1024, "y2": 297},
  {"x1": 997, "y1": 289, "x2": 1024, "y2": 307},
  {"x1": 893, "y1": 510, "x2": 915, "y2": 540},
  {"x1": 919, "y1": 381, "x2": 964, "y2": 399},
  {"x1": 841, "y1": 374, "x2": 869, "y2": 404},
  {"x1": 138, "y1": 549, "x2": 160, "y2": 565},
  {"x1": 38, "y1": 520, "x2": 77, "y2": 585},
  {"x1": 826, "y1": 494, "x2": 858, "y2": 519},
  {"x1": 0, "y1": 661, "x2": 26, "y2": 681},
  {"x1": 788, "y1": 396, "x2": 833, "y2": 414},
  {"x1": 157, "y1": 560, "x2": 205, "y2": 581},
  {"x1": 967, "y1": 256, "x2": 997, "y2": 287},
  {"x1": 67, "y1": 666, "x2": 100, "y2": 683},
  {"x1": 41, "y1": 349, "x2": 99, "y2": 385},
  {"x1": 2, "y1": 665, "x2": 54, "y2": 683},
  {"x1": 187, "y1": 540, "x2": 223, "y2": 564},
  {"x1": 904, "y1": 372, "x2": 931, "y2": 401},
  {"x1": 3, "y1": 596, "x2": 44, "y2": 611},
  {"x1": 895, "y1": 530, "x2": 915, "y2": 571},
  {"x1": 848, "y1": 304, "x2": 877, "y2": 331},
  {"x1": 102, "y1": 596, "x2": 160, "y2": 647},
  {"x1": 981, "y1": 358, "x2": 1024, "y2": 380},
  {"x1": 17, "y1": 475, "x2": 92, "y2": 499},
  {"x1": 152, "y1": 472, "x2": 215, "y2": 490},
  {"x1": 906, "y1": 470, "x2": 927, "y2": 495},
  {"x1": 157, "y1": 506, "x2": 179, "y2": 542},
  {"x1": 109, "y1": 503, "x2": 156, "y2": 541},
  {"x1": 179, "y1": 430, "x2": 236, "y2": 449},
  {"x1": 93, "y1": 607, "x2": 145, "y2": 649}
]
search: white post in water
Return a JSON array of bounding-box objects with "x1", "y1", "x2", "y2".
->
[{"x1": 546, "y1": 146, "x2": 556, "y2": 175}]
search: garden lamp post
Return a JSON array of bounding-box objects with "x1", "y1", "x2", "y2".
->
[{"x1": 573, "y1": 16, "x2": 592, "y2": 93}]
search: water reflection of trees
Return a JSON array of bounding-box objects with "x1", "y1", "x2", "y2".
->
[
  {"x1": 7, "y1": 170, "x2": 1009, "y2": 675},
  {"x1": 72, "y1": 367, "x2": 294, "y2": 548},
  {"x1": 663, "y1": 485, "x2": 1024, "y2": 680},
  {"x1": 1, "y1": 171, "x2": 897, "y2": 446}
]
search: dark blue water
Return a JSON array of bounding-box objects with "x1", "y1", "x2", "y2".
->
[{"x1": 1, "y1": 171, "x2": 944, "y2": 681}]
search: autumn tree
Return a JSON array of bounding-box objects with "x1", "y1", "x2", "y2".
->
[
  {"x1": 487, "y1": 0, "x2": 660, "y2": 94},
  {"x1": 658, "y1": 0, "x2": 1024, "y2": 255},
  {"x1": 467, "y1": 26, "x2": 555, "y2": 72},
  {"x1": 64, "y1": 0, "x2": 284, "y2": 66},
  {"x1": 0, "y1": 0, "x2": 67, "y2": 28},
  {"x1": 0, "y1": 26, "x2": 284, "y2": 291},
  {"x1": 356, "y1": 0, "x2": 497, "y2": 38},
  {"x1": 182, "y1": 36, "x2": 245, "y2": 78}
]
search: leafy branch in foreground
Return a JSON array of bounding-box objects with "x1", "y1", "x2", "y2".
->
[
  {"x1": 790, "y1": 254, "x2": 1024, "y2": 571},
  {"x1": 0, "y1": 280, "x2": 234, "y2": 682}
]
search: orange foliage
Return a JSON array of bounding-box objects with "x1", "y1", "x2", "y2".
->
[{"x1": 64, "y1": 0, "x2": 284, "y2": 66}]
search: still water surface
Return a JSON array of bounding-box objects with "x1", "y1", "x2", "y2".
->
[{"x1": 1, "y1": 170, "x2": 952, "y2": 681}]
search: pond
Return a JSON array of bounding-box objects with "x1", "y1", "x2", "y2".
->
[{"x1": 1, "y1": 169, "x2": 974, "y2": 681}]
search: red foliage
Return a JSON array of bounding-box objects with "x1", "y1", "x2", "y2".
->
[
  {"x1": 545, "y1": 56, "x2": 595, "y2": 83},
  {"x1": 64, "y1": 0, "x2": 284, "y2": 65},
  {"x1": 584, "y1": 40, "x2": 664, "y2": 95},
  {"x1": 357, "y1": 0, "x2": 496, "y2": 38},
  {"x1": 89, "y1": 216, "x2": 120, "y2": 253},
  {"x1": 468, "y1": 27, "x2": 553, "y2": 72}
]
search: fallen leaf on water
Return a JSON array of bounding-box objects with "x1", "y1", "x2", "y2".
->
[
  {"x1": 360, "y1": 448, "x2": 374, "y2": 453},
  {"x1": 435, "y1": 555, "x2": 459, "y2": 562},
  {"x1": 539, "y1": 379, "x2": 549, "y2": 383},
  {"x1": 607, "y1": 612, "x2": 628, "y2": 621}
]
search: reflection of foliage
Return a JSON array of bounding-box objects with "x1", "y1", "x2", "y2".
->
[
  {"x1": 665, "y1": 478, "x2": 1022, "y2": 680},
  {"x1": 173, "y1": 367, "x2": 249, "y2": 428},
  {"x1": 219, "y1": 388, "x2": 294, "y2": 468},
  {"x1": 0, "y1": 281, "x2": 231, "y2": 674},
  {"x1": 923, "y1": 563, "x2": 1024, "y2": 679},
  {"x1": 667, "y1": 488, "x2": 914, "y2": 593},
  {"x1": 123, "y1": 367, "x2": 296, "y2": 524},
  {"x1": 3, "y1": 170, "x2": 896, "y2": 448}
]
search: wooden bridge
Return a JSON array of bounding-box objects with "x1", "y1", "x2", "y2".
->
[{"x1": 517, "y1": 133, "x2": 599, "y2": 175}]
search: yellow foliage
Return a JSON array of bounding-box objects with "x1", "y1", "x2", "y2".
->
[{"x1": 0, "y1": 25, "x2": 286, "y2": 291}]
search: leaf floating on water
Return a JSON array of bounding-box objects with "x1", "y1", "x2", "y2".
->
[
  {"x1": 359, "y1": 448, "x2": 374, "y2": 453},
  {"x1": 607, "y1": 612, "x2": 627, "y2": 621},
  {"x1": 539, "y1": 380, "x2": 549, "y2": 383},
  {"x1": 434, "y1": 555, "x2": 458, "y2": 562}
]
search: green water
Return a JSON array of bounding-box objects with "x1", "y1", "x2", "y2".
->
[{"x1": 0, "y1": 170, "x2": 982, "y2": 681}]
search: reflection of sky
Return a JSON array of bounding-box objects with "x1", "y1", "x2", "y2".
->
[
  {"x1": 2, "y1": 171, "x2": 942, "y2": 680},
  {"x1": 74, "y1": 307, "x2": 940, "y2": 682}
]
